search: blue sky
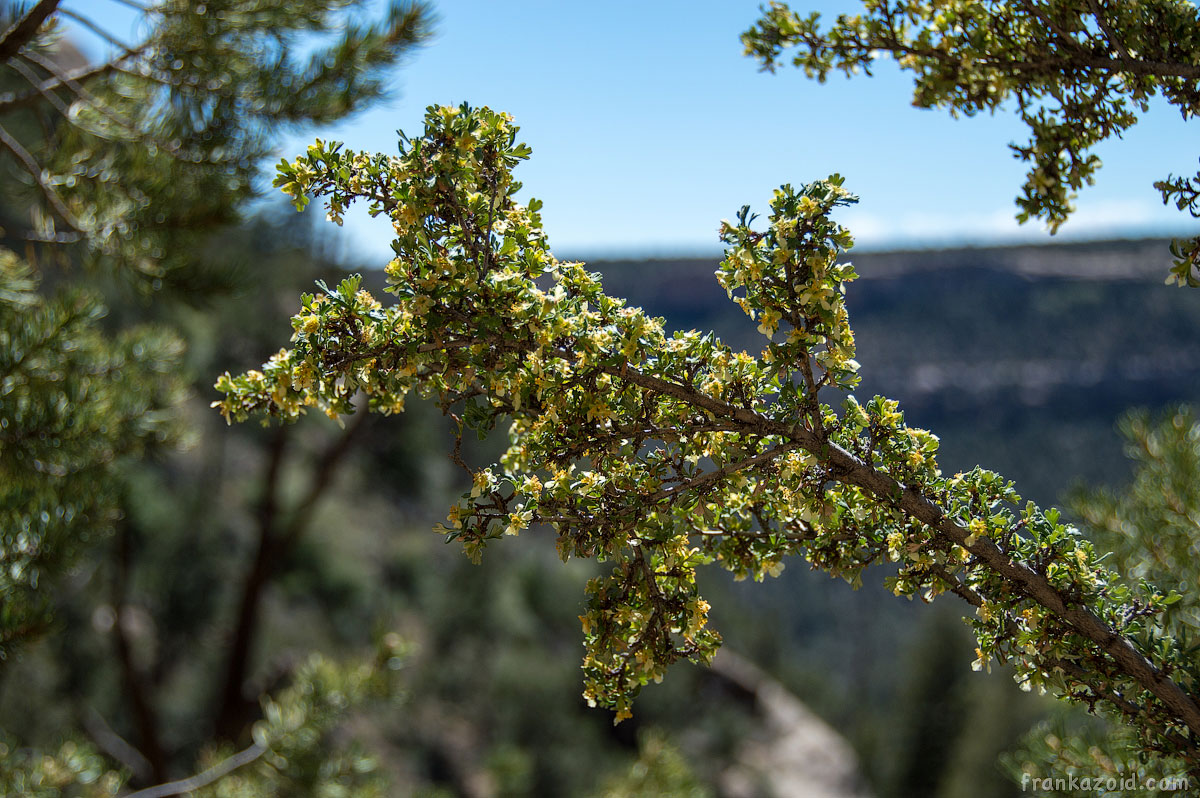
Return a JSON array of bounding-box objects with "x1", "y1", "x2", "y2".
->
[{"x1": 73, "y1": 0, "x2": 1195, "y2": 260}]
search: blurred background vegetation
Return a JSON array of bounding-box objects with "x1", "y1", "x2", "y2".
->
[{"x1": 1, "y1": 1, "x2": 1198, "y2": 796}]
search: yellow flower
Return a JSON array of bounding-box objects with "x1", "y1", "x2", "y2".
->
[
  {"x1": 505, "y1": 506, "x2": 533, "y2": 536},
  {"x1": 757, "y1": 308, "x2": 781, "y2": 337},
  {"x1": 685, "y1": 598, "x2": 711, "y2": 635},
  {"x1": 586, "y1": 399, "x2": 615, "y2": 424},
  {"x1": 471, "y1": 468, "x2": 495, "y2": 498},
  {"x1": 965, "y1": 517, "x2": 987, "y2": 546}
]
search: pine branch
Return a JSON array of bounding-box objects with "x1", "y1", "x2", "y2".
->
[
  {"x1": 0, "y1": 121, "x2": 81, "y2": 231},
  {"x1": 0, "y1": 58, "x2": 134, "y2": 114}
]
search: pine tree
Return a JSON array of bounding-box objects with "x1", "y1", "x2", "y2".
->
[{"x1": 0, "y1": 1, "x2": 429, "y2": 792}]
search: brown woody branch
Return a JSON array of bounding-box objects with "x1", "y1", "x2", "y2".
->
[
  {"x1": 112, "y1": 523, "x2": 167, "y2": 784},
  {"x1": 215, "y1": 410, "x2": 370, "y2": 740},
  {"x1": 0, "y1": 0, "x2": 59, "y2": 61},
  {"x1": 325, "y1": 323, "x2": 1200, "y2": 740},
  {"x1": 815, "y1": 13, "x2": 1200, "y2": 82},
  {"x1": 578, "y1": 353, "x2": 1200, "y2": 739},
  {"x1": 213, "y1": 425, "x2": 289, "y2": 740},
  {"x1": 428, "y1": 332, "x2": 1200, "y2": 735}
]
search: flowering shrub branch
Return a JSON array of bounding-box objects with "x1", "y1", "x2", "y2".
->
[
  {"x1": 215, "y1": 105, "x2": 1200, "y2": 761},
  {"x1": 741, "y1": 0, "x2": 1200, "y2": 286}
]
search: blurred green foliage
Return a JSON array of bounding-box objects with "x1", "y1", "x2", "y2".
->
[
  {"x1": 0, "y1": 250, "x2": 186, "y2": 658},
  {"x1": 591, "y1": 731, "x2": 712, "y2": 798},
  {"x1": 0, "y1": 0, "x2": 431, "y2": 793},
  {"x1": 1003, "y1": 407, "x2": 1200, "y2": 791}
]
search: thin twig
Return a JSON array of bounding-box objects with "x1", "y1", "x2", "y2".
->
[
  {"x1": 103, "y1": 0, "x2": 150, "y2": 11},
  {"x1": 20, "y1": 48, "x2": 146, "y2": 137},
  {"x1": 0, "y1": 121, "x2": 82, "y2": 230},
  {"x1": 0, "y1": 56, "x2": 138, "y2": 114},
  {"x1": 57, "y1": 7, "x2": 139, "y2": 57},
  {"x1": 82, "y1": 706, "x2": 153, "y2": 785},
  {"x1": 1086, "y1": 0, "x2": 1133, "y2": 63},
  {"x1": 122, "y1": 743, "x2": 266, "y2": 798},
  {"x1": 6, "y1": 55, "x2": 72, "y2": 116},
  {"x1": 19, "y1": 47, "x2": 194, "y2": 161},
  {"x1": 645, "y1": 440, "x2": 803, "y2": 504}
]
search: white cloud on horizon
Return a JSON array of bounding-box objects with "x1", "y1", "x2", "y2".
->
[{"x1": 841, "y1": 197, "x2": 1185, "y2": 251}]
